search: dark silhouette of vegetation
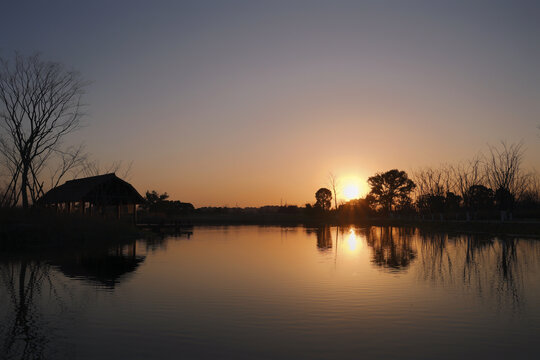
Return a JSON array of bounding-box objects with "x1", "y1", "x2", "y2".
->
[
  {"x1": 466, "y1": 185, "x2": 494, "y2": 215},
  {"x1": 141, "y1": 190, "x2": 194, "y2": 216},
  {"x1": 485, "y1": 141, "x2": 528, "y2": 220},
  {"x1": 452, "y1": 157, "x2": 483, "y2": 219},
  {"x1": 0, "y1": 207, "x2": 141, "y2": 250},
  {"x1": 366, "y1": 169, "x2": 416, "y2": 214},
  {"x1": 0, "y1": 53, "x2": 88, "y2": 208},
  {"x1": 328, "y1": 172, "x2": 339, "y2": 210},
  {"x1": 337, "y1": 198, "x2": 372, "y2": 220},
  {"x1": 314, "y1": 187, "x2": 332, "y2": 211},
  {"x1": 410, "y1": 142, "x2": 539, "y2": 221}
]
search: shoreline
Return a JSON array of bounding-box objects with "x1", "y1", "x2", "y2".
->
[
  {"x1": 146, "y1": 214, "x2": 540, "y2": 238},
  {"x1": 2, "y1": 210, "x2": 539, "y2": 253}
]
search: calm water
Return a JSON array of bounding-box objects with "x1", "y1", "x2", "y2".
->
[{"x1": 1, "y1": 226, "x2": 540, "y2": 359}]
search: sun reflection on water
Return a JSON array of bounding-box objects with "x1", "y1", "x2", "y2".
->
[{"x1": 346, "y1": 228, "x2": 359, "y2": 253}]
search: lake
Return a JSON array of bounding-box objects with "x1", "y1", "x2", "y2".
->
[{"x1": 1, "y1": 226, "x2": 540, "y2": 359}]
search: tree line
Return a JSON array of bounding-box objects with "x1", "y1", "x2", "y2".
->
[
  {"x1": 311, "y1": 141, "x2": 539, "y2": 221},
  {"x1": 1, "y1": 53, "x2": 538, "y2": 221}
]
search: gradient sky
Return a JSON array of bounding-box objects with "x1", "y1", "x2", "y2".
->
[{"x1": 2, "y1": 0, "x2": 539, "y2": 206}]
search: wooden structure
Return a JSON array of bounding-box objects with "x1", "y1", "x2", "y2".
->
[{"x1": 39, "y1": 173, "x2": 144, "y2": 222}]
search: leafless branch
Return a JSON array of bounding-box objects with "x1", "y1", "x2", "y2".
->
[
  {"x1": 484, "y1": 141, "x2": 529, "y2": 199},
  {"x1": 327, "y1": 172, "x2": 339, "y2": 210},
  {"x1": 0, "y1": 53, "x2": 87, "y2": 207}
]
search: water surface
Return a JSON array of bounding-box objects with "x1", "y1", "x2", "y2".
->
[{"x1": 1, "y1": 226, "x2": 540, "y2": 359}]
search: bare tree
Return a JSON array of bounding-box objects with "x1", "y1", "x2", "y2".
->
[
  {"x1": 413, "y1": 166, "x2": 448, "y2": 219},
  {"x1": 452, "y1": 156, "x2": 484, "y2": 199},
  {"x1": 452, "y1": 156, "x2": 484, "y2": 220},
  {"x1": 484, "y1": 141, "x2": 530, "y2": 220},
  {"x1": 484, "y1": 141, "x2": 528, "y2": 200},
  {"x1": 46, "y1": 145, "x2": 88, "y2": 188},
  {"x1": 0, "y1": 53, "x2": 87, "y2": 208},
  {"x1": 519, "y1": 171, "x2": 540, "y2": 207},
  {"x1": 414, "y1": 164, "x2": 456, "y2": 199},
  {"x1": 80, "y1": 159, "x2": 133, "y2": 180},
  {"x1": 327, "y1": 172, "x2": 339, "y2": 210}
]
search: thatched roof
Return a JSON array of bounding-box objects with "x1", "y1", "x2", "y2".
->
[{"x1": 39, "y1": 173, "x2": 144, "y2": 205}]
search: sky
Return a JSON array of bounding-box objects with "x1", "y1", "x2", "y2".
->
[{"x1": 1, "y1": 0, "x2": 539, "y2": 206}]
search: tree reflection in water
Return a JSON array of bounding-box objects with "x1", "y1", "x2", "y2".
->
[
  {"x1": 416, "y1": 231, "x2": 540, "y2": 309},
  {"x1": 315, "y1": 226, "x2": 333, "y2": 251},
  {"x1": 364, "y1": 226, "x2": 417, "y2": 272},
  {"x1": 305, "y1": 226, "x2": 334, "y2": 252},
  {"x1": 0, "y1": 260, "x2": 54, "y2": 360},
  {"x1": 309, "y1": 225, "x2": 540, "y2": 310},
  {"x1": 0, "y1": 240, "x2": 146, "y2": 359}
]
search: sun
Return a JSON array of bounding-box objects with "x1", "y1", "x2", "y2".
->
[{"x1": 343, "y1": 183, "x2": 360, "y2": 201}]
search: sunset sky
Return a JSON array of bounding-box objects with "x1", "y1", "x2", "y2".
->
[{"x1": 2, "y1": 0, "x2": 539, "y2": 206}]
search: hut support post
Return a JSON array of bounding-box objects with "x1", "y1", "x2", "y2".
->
[{"x1": 133, "y1": 204, "x2": 137, "y2": 224}]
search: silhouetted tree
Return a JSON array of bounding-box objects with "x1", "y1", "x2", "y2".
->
[
  {"x1": 416, "y1": 191, "x2": 462, "y2": 220},
  {"x1": 445, "y1": 191, "x2": 462, "y2": 214},
  {"x1": 416, "y1": 194, "x2": 431, "y2": 217},
  {"x1": 519, "y1": 173, "x2": 540, "y2": 212},
  {"x1": 494, "y1": 187, "x2": 514, "y2": 216},
  {"x1": 416, "y1": 193, "x2": 445, "y2": 219},
  {"x1": 467, "y1": 184, "x2": 494, "y2": 217},
  {"x1": 413, "y1": 165, "x2": 459, "y2": 217},
  {"x1": 0, "y1": 53, "x2": 87, "y2": 208},
  {"x1": 414, "y1": 165, "x2": 455, "y2": 198},
  {"x1": 452, "y1": 157, "x2": 483, "y2": 219},
  {"x1": 142, "y1": 190, "x2": 193, "y2": 215},
  {"x1": 327, "y1": 172, "x2": 339, "y2": 210},
  {"x1": 314, "y1": 187, "x2": 332, "y2": 211},
  {"x1": 484, "y1": 141, "x2": 528, "y2": 219},
  {"x1": 144, "y1": 190, "x2": 169, "y2": 208},
  {"x1": 366, "y1": 169, "x2": 416, "y2": 214}
]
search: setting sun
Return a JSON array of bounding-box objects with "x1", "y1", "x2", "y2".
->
[{"x1": 343, "y1": 183, "x2": 360, "y2": 201}]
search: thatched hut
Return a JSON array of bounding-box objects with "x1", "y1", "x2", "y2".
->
[{"x1": 39, "y1": 173, "x2": 144, "y2": 221}]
